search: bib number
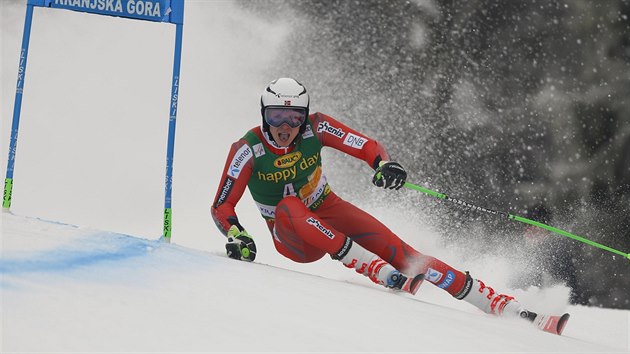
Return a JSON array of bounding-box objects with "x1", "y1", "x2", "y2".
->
[{"x1": 283, "y1": 183, "x2": 296, "y2": 197}]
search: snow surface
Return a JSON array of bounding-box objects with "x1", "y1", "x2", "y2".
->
[
  {"x1": 1, "y1": 1, "x2": 629, "y2": 353},
  {"x1": 2, "y1": 212, "x2": 629, "y2": 353}
]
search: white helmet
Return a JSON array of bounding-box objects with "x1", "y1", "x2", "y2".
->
[{"x1": 260, "y1": 78, "x2": 310, "y2": 134}]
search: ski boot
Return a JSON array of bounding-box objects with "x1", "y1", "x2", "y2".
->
[
  {"x1": 332, "y1": 238, "x2": 424, "y2": 294},
  {"x1": 455, "y1": 272, "x2": 526, "y2": 317}
]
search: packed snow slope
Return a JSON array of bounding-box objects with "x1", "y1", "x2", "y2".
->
[{"x1": 1, "y1": 212, "x2": 628, "y2": 353}]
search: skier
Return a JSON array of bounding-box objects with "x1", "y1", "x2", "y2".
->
[{"x1": 211, "y1": 77, "x2": 531, "y2": 320}]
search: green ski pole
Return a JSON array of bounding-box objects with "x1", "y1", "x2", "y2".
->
[{"x1": 403, "y1": 182, "x2": 630, "y2": 261}]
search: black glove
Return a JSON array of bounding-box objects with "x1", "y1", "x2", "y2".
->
[
  {"x1": 372, "y1": 161, "x2": 407, "y2": 190},
  {"x1": 225, "y1": 225, "x2": 257, "y2": 262}
]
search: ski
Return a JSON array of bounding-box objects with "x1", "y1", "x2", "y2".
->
[{"x1": 523, "y1": 312, "x2": 570, "y2": 335}]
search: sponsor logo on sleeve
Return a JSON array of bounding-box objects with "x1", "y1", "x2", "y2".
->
[
  {"x1": 317, "y1": 121, "x2": 345, "y2": 138},
  {"x1": 306, "y1": 217, "x2": 335, "y2": 239},
  {"x1": 253, "y1": 143, "x2": 265, "y2": 157},
  {"x1": 228, "y1": 145, "x2": 252, "y2": 178},
  {"x1": 215, "y1": 177, "x2": 234, "y2": 207},
  {"x1": 343, "y1": 133, "x2": 368, "y2": 149},
  {"x1": 437, "y1": 270, "x2": 456, "y2": 289}
]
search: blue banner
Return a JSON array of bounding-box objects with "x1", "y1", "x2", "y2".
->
[{"x1": 27, "y1": 0, "x2": 184, "y2": 24}]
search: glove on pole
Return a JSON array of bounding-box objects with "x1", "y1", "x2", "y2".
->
[
  {"x1": 373, "y1": 161, "x2": 407, "y2": 190},
  {"x1": 225, "y1": 225, "x2": 257, "y2": 262}
]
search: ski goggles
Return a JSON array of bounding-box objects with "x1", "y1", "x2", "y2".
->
[{"x1": 264, "y1": 107, "x2": 307, "y2": 128}]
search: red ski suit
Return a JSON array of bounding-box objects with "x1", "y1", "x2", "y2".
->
[{"x1": 212, "y1": 113, "x2": 468, "y2": 297}]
